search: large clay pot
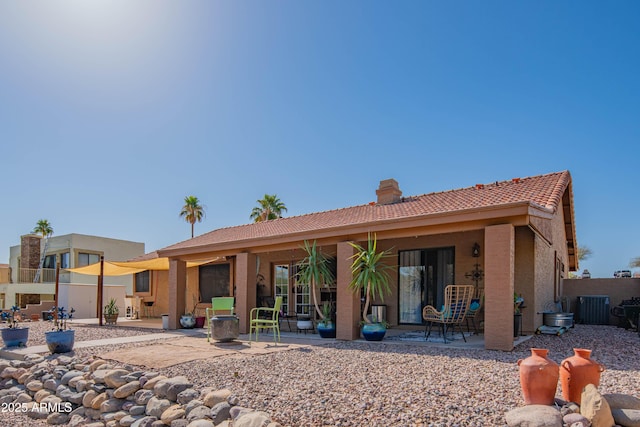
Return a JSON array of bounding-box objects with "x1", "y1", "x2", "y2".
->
[
  {"x1": 517, "y1": 348, "x2": 559, "y2": 405},
  {"x1": 560, "y1": 348, "x2": 605, "y2": 404}
]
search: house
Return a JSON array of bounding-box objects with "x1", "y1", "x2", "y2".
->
[
  {"x1": 144, "y1": 171, "x2": 577, "y2": 351},
  {"x1": 2, "y1": 233, "x2": 144, "y2": 317}
]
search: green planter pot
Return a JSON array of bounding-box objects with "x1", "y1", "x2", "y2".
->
[
  {"x1": 1, "y1": 327, "x2": 29, "y2": 347},
  {"x1": 45, "y1": 330, "x2": 75, "y2": 354},
  {"x1": 362, "y1": 322, "x2": 386, "y2": 341}
]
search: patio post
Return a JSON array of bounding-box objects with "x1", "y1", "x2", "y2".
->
[
  {"x1": 235, "y1": 252, "x2": 256, "y2": 334},
  {"x1": 336, "y1": 241, "x2": 360, "y2": 340},
  {"x1": 484, "y1": 224, "x2": 515, "y2": 351},
  {"x1": 168, "y1": 258, "x2": 187, "y2": 330}
]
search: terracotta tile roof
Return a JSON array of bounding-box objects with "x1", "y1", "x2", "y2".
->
[{"x1": 159, "y1": 171, "x2": 571, "y2": 254}]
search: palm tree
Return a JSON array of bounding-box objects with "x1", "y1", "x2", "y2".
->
[
  {"x1": 179, "y1": 196, "x2": 205, "y2": 238},
  {"x1": 33, "y1": 219, "x2": 54, "y2": 238},
  {"x1": 250, "y1": 194, "x2": 287, "y2": 222},
  {"x1": 578, "y1": 246, "x2": 593, "y2": 262}
]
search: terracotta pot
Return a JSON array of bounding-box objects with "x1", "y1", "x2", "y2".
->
[
  {"x1": 560, "y1": 348, "x2": 605, "y2": 404},
  {"x1": 517, "y1": 348, "x2": 559, "y2": 405}
]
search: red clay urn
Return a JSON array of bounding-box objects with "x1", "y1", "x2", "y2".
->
[
  {"x1": 560, "y1": 348, "x2": 605, "y2": 404},
  {"x1": 517, "y1": 348, "x2": 559, "y2": 405}
]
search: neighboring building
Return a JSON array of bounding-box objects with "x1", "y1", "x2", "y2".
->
[
  {"x1": 2, "y1": 233, "x2": 144, "y2": 316},
  {"x1": 147, "y1": 170, "x2": 578, "y2": 351}
]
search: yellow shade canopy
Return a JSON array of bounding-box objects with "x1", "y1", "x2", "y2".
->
[{"x1": 67, "y1": 257, "x2": 218, "y2": 276}]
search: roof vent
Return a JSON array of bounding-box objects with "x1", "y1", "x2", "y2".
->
[
  {"x1": 475, "y1": 184, "x2": 485, "y2": 190},
  {"x1": 376, "y1": 179, "x2": 402, "y2": 204},
  {"x1": 512, "y1": 177, "x2": 521, "y2": 183}
]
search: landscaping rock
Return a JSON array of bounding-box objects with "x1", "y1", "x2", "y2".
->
[
  {"x1": 161, "y1": 404, "x2": 186, "y2": 424},
  {"x1": 604, "y1": 394, "x2": 640, "y2": 411},
  {"x1": 234, "y1": 411, "x2": 275, "y2": 427},
  {"x1": 611, "y1": 408, "x2": 640, "y2": 427},
  {"x1": 104, "y1": 369, "x2": 131, "y2": 388},
  {"x1": 114, "y1": 380, "x2": 141, "y2": 398},
  {"x1": 563, "y1": 412, "x2": 591, "y2": 427},
  {"x1": 146, "y1": 396, "x2": 172, "y2": 417},
  {"x1": 203, "y1": 388, "x2": 232, "y2": 408},
  {"x1": 505, "y1": 405, "x2": 563, "y2": 427},
  {"x1": 581, "y1": 384, "x2": 615, "y2": 427}
]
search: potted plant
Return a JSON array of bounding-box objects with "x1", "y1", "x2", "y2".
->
[
  {"x1": 180, "y1": 296, "x2": 197, "y2": 328},
  {"x1": 316, "y1": 301, "x2": 336, "y2": 338},
  {"x1": 296, "y1": 240, "x2": 336, "y2": 336},
  {"x1": 104, "y1": 297, "x2": 119, "y2": 325},
  {"x1": 1, "y1": 305, "x2": 29, "y2": 347},
  {"x1": 45, "y1": 307, "x2": 75, "y2": 354},
  {"x1": 348, "y1": 233, "x2": 394, "y2": 341}
]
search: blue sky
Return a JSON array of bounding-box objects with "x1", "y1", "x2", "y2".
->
[{"x1": 1, "y1": 1, "x2": 638, "y2": 278}]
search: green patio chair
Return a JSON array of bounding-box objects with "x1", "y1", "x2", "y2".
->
[
  {"x1": 206, "y1": 297, "x2": 235, "y2": 342},
  {"x1": 249, "y1": 296, "x2": 282, "y2": 343}
]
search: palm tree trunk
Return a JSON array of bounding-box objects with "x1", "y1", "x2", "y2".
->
[{"x1": 311, "y1": 279, "x2": 324, "y2": 320}]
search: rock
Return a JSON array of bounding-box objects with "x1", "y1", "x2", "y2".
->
[
  {"x1": 154, "y1": 376, "x2": 191, "y2": 400},
  {"x1": 68, "y1": 414, "x2": 89, "y2": 427},
  {"x1": 146, "y1": 396, "x2": 172, "y2": 417},
  {"x1": 61, "y1": 370, "x2": 84, "y2": 385},
  {"x1": 184, "y1": 399, "x2": 203, "y2": 416},
  {"x1": 104, "y1": 369, "x2": 131, "y2": 388},
  {"x1": 611, "y1": 408, "x2": 640, "y2": 427},
  {"x1": 161, "y1": 404, "x2": 186, "y2": 424},
  {"x1": 75, "y1": 378, "x2": 89, "y2": 392},
  {"x1": 114, "y1": 380, "x2": 141, "y2": 398},
  {"x1": 563, "y1": 412, "x2": 591, "y2": 427},
  {"x1": 130, "y1": 405, "x2": 146, "y2": 415},
  {"x1": 47, "y1": 412, "x2": 71, "y2": 425},
  {"x1": 68, "y1": 391, "x2": 86, "y2": 405},
  {"x1": 26, "y1": 379, "x2": 44, "y2": 392},
  {"x1": 43, "y1": 378, "x2": 60, "y2": 391},
  {"x1": 229, "y1": 406, "x2": 254, "y2": 420},
  {"x1": 234, "y1": 411, "x2": 274, "y2": 427},
  {"x1": 178, "y1": 388, "x2": 200, "y2": 405},
  {"x1": 101, "y1": 397, "x2": 126, "y2": 412},
  {"x1": 143, "y1": 375, "x2": 168, "y2": 390},
  {"x1": 170, "y1": 419, "x2": 189, "y2": 427},
  {"x1": 89, "y1": 360, "x2": 107, "y2": 371},
  {"x1": 82, "y1": 389, "x2": 98, "y2": 407},
  {"x1": 203, "y1": 389, "x2": 232, "y2": 408},
  {"x1": 186, "y1": 405, "x2": 212, "y2": 422},
  {"x1": 581, "y1": 384, "x2": 615, "y2": 427},
  {"x1": 35, "y1": 389, "x2": 52, "y2": 403},
  {"x1": 505, "y1": 405, "x2": 563, "y2": 427},
  {"x1": 210, "y1": 402, "x2": 232, "y2": 425},
  {"x1": 604, "y1": 394, "x2": 640, "y2": 411},
  {"x1": 186, "y1": 420, "x2": 215, "y2": 427},
  {"x1": 90, "y1": 392, "x2": 108, "y2": 410},
  {"x1": 120, "y1": 414, "x2": 145, "y2": 426},
  {"x1": 131, "y1": 416, "x2": 159, "y2": 427},
  {"x1": 15, "y1": 392, "x2": 33, "y2": 403},
  {"x1": 167, "y1": 381, "x2": 193, "y2": 401},
  {"x1": 136, "y1": 389, "x2": 155, "y2": 405}
]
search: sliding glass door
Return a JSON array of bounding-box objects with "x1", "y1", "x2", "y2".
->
[{"x1": 398, "y1": 247, "x2": 454, "y2": 325}]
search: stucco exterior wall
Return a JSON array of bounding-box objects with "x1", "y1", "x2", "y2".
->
[{"x1": 515, "y1": 227, "x2": 535, "y2": 334}]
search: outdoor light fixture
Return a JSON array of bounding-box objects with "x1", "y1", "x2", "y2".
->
[{"x1": 472, "y1": 243, "x2": 480, "y2": 258}]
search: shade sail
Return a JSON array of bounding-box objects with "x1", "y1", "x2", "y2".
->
[{"x1": 67, "y1": 257, "x2": 218, "y2": 276}]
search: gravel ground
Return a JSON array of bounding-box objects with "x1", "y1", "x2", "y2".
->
[{"x1": 2, "y1": 323, "x2": 639, "y2": 426}]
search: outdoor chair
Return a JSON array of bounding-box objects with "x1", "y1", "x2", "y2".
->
[
  {"x1": 206, "y1": 297, "x2": 235, "y2": 342},
  {"x1": 465, "y1": 288, "x2": 484, "y2": 335},
  {"x1": 423, "y1": 284, "x2": 474, "y2": 343},
  {"x1": 249, "y1": 296, "x2": 282, "y2": 343}
]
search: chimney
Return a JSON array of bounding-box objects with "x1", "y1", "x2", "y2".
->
[{"x1": 376, "y1": 179, "x2": 402, "y2": 204}]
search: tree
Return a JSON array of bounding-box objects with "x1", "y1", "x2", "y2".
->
[
  {"x1": 250, "y1": 194, "x2": 287, "y2": 222},
  {"x1": 630, "y1": 257, "x2": 640, "y2": 269},
  {"x1": 179, "y1": 196, "x2": 205, "y2": 238},
  {"x1": 33, "y1": 219, "x2": 53, "y2": 239},
  {"x1": 577, "y1": 246, "x2": 593, "y2": 262}
]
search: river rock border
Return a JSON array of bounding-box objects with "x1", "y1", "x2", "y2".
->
[{"x1": 0, "y1": 354, "x2": 282, "y2": 427}]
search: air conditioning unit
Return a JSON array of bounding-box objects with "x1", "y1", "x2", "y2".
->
[{"x1": 576, "y1": 295, "x2": 610, "y2": 325}]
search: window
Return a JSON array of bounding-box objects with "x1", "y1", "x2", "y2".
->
[
  {"x1": 135, "y1": 271, "x2": 150, "y2": 293},
  {"x1": 43, "y1": 254, "x2": 56, "y2": 269},
  {"x1": 274, "y1": 264, "x2": 289, "y2": 314},
  {"x1": 60, "y1": 252, "x2": 70, "y2": 269},
  {"x1": 78, "y1": 252, "x2": 100, "y2": 267}
]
